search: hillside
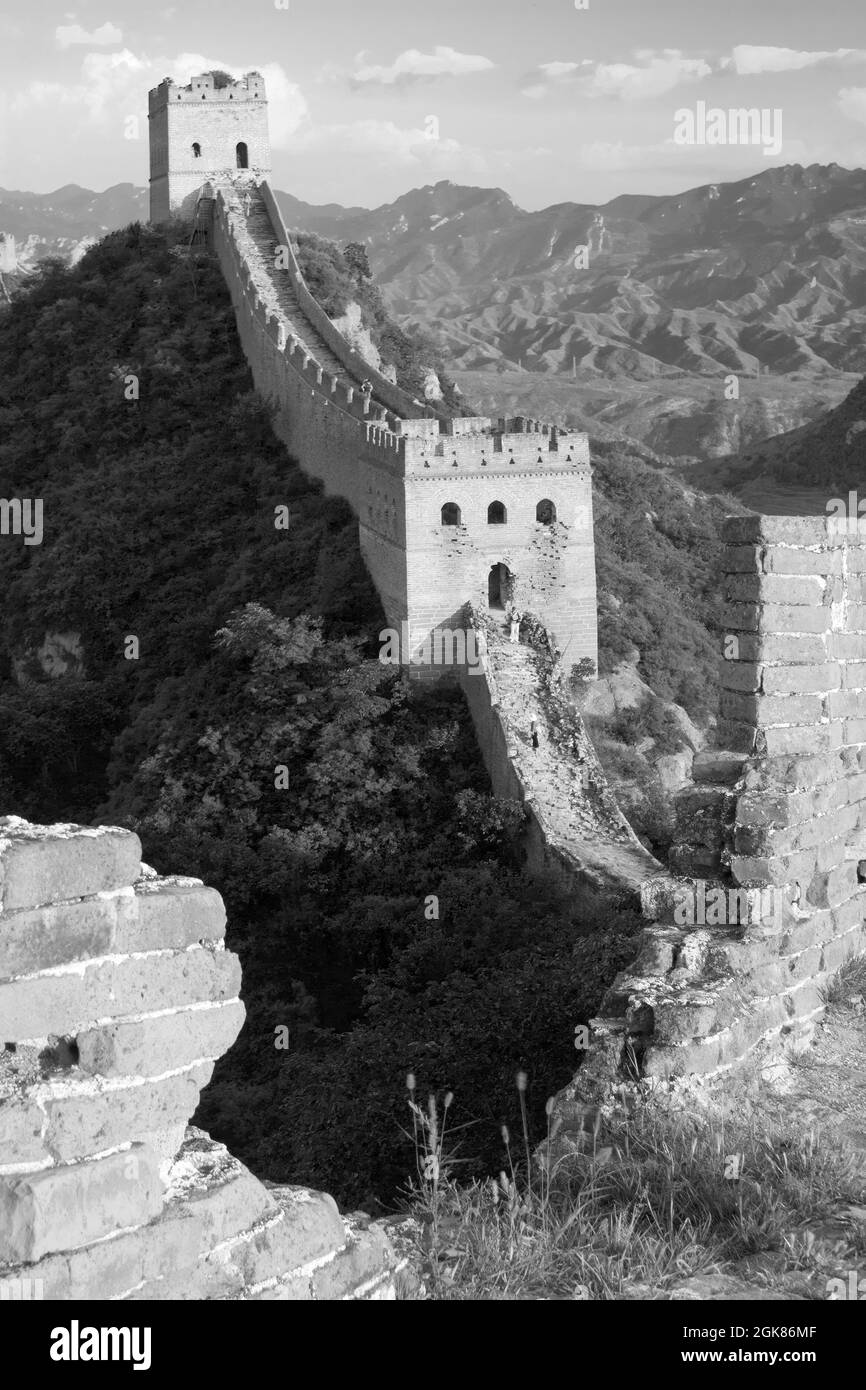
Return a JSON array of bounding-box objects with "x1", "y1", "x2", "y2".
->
[
  {"x1": 276, "y1": 164, "x2": 866, "y2": 379},
  {"x1": 679, "y1": 371, "x2": 866, "y2": 509},
  {"x1": 0, "y1": 222, "x2": 656, "y2": 1204},
  {"x1": 5, "y1": 166, "x2": 865, "y2": 460}
]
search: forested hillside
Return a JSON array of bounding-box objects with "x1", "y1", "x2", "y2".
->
[{"x1": 0, "y1": 223, "x2": 720, "y2": 1201}]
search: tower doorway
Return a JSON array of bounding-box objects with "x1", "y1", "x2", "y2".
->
[
  {"x1": 487, "y1": 563, "x2": 511, "y2": 610},
  {"x1": 236, "y1": 141, "x2": 249, "y2": 169}
]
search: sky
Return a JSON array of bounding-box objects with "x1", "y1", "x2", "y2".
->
[{"x1": 1, "y1": 0, "x2": 865, "y2": 210}]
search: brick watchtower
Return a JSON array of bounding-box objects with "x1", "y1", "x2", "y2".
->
[{"x1": 148, "y1": 71, "x2": 271, "y2": 224}]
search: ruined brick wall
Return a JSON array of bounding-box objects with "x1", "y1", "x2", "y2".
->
[
  {"x1": 0, "y1": 818, "x2": 400, "y2": 1300},
  {"x1": 557, "y1": 515, "x2": 866, "y2": 1126}
]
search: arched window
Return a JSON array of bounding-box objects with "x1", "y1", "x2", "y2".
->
[
  {"x1": 192, "y1": 142, "x2": 201, "y2": 158},
  {"x1": 487, "y1": 500, "x2": 507, "y2": 524},
  {"x1": 441, "y1": 502, "x2": 461, "y2": 526},
  {"x1": 236, "y1": 142, "x2": 249, "y2": 169},
  {"x1": 536, "y1": 498, "x2": 556, "y2": 524}
]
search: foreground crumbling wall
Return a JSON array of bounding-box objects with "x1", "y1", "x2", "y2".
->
[
  {"x1": 0, "y1": 818, "x2": 400, "y2": 1299},
  {"x1": 556, "y1": 515, "x2": 866, "y2": 1130}
]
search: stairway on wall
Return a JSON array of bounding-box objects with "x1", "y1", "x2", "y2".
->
[
  {"x1": 479, "y1": 613, "x2": 660, "y2": 895},
  {"x1": 223, "y1": 186, "x2": 363, "y2": 393}
]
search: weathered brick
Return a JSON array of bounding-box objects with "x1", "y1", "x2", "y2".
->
[
  {"x1": 721, "y1": 602, "x2": 759, "y2": 632},
  {"x1": 760, "y1": 605, "x2": 832, "y2": 633},
  {"x1": 0, "y1": 821, "x2": 140, "y2": 913},
  {"x1": 77, "y1": 999, "x2": 245, "y2": 1078},
  {"x1": 806, "y1": 863, "x2": 858, "y2": 909},
  {"x1": 842, "y1": 661, "x2": 866, "y2": 690},
  {"x1": 43, "y1": 1062, "x2": 215, "y2": 1162},
  {"x1": 311, "y1": 1225, "x2": 396, "y2": 1300},
  {"x1": 844, "y1": 717, "x2": 866, "y2": 745},
  {"x1": 724, "y1": 545, "x2": 762, "y2": 574},
  {"x1": 0, "y1": 1097, "x2": 45, "y2": 1167},
  {"x1": 0, "y1": 1144, "x2": 162, "y2": 1263},
  {"x1": 120, "y1": 881, "x2": 227, "y2": 952},
  {"x1": 721, "y1": 691, "x2": 825, "y2": 726},
  {"x1": 752, "y1": 634, "x2": 829, "y2": 664},
  {"x1": 719, "y1": 660, "x2": 763, "y2": 693},
  {"x1": 721, "y1": 517, "x2": 830, "y2": 546},
  {"x1": 762, "y1": 663, "x2": 841, "y2": 696},
  {"x1": 762, "y1": 722, "x2": 842, "y2": 756},
  {"x1": 763, "y1": 548, "x2": 843, "y2": 576},
  {"x1": 724, "y1": 574, "x2": 826, "y2": 605},
  {"x1": 0, "y1": 894, "x2": 134, "y2": 983},
  {"x1": 0, "y1": 945, "x2": 241, "y2": 1041},
  {"x1": 828, "y1": 632, "x2": 866, "y2": 660}
]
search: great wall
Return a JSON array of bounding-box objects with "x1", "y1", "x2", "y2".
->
[{"x1": 1, "y1": 71, "x2": 865, "y2": 1300}]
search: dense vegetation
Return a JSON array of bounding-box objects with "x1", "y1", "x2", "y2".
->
[
  {"x1": 0, "y1": 223, "x2": 646, "y2": 1203},
  {"x1": 293, "y1": 231, "x2": 464, "y2": 413},
  {"x1": 590, "y1": 440, "x2": 726, "y2": 723}
]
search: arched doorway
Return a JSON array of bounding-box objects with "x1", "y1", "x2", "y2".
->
[
  {"x1": 487, "y1": 563, "x2": 511, "y2": 610},
  {"x1": 236, "y1": 141, "x2": 249, "y2": 169}
]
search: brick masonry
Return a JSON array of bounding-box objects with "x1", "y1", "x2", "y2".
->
[
  {"x1": 0, "y1": 818, "x2": 403, "y2": 1300},
  {"x1": 152, "y1": 73, "x2": 599, "y2": 674},
  {"x1": 552, "y1": 516, "x2": 866, "y2": 1140}
]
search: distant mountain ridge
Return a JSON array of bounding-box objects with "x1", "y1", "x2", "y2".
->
[{"x1": 4, "y1": 165, "x2": 866, "y2": 383}]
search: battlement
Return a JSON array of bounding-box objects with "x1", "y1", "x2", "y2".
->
[
  {"x1": 148, "y1": 71, "x2": 266, "y2": 113},
  {"x1": 362, "y1": 419, "x2": 591, "y2": 476}
]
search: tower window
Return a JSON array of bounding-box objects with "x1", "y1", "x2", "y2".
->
[
  {"x1": 487, "y1": 501, "x2": 507, "y2": 525},
  {"x1": 236, "y1": 141, "x2": 249, "y2": 169},
  {"x1": 192, "y1": 142, "x2": 201, "y2": 158},
  {"x1": 441, "y1": 502, "x2": 461, "y2": 526},
  {"x1": 536, "y1": 499, "x2": 556, "y2": 524}
]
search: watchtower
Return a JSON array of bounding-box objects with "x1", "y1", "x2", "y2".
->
[{"x1": 148, "y1": 71, "x2": 271, "y2": 224}]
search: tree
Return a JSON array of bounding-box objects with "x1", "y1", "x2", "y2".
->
[{"x1": 343, "y1": 242, "x2": 372, "y2": 282}]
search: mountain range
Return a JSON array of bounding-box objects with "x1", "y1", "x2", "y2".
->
[{"x1": 3, "y1": 165, "x2": 864, "y2": 459}]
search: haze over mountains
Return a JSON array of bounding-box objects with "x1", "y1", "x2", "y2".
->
[{"x1": 3, "y1": 164, "x2": 863, "y2": 460}]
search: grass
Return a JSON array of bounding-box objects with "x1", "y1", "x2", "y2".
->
[
  {"x1": 822, "y1": 953, "x2": 866, "y2": 1008},
  {"x1": 397, "y1": 1077, "x2": 866, "y2": 1300}
]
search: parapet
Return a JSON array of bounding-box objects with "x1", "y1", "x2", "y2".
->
[
  {"x1": 148, "y1": 71, "x2": 266, "y2": 113},
  {"x1": 0, "y1": 817, "x2": 401, "y2": 1299},
  {"x1": 552, "y1": 512, "x2": 866, "y2": 1132}
]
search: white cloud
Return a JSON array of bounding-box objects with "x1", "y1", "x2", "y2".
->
[
  {"x1": 522, "y1": 51, "x2": 709, "y2": 101},
  {"x1": 586, "y1": 52, "x2": 711, "y2": 100},
  {"x1": 350, "y1": 46, "x2": 495, "y2": 86},
  {"x1": 293, "y1": 118, "x2": 488, "y2": 175},
  {"x1": 56, "y1": 22, "x2": 122, "y2": 49},
  {"x1": 9, "y1": 51, "x2": 307, "y2": 147},
  {"x1": 725, "y1": 46, "x2": 866, "y2": 75},
  {"x1": 839, "y1": 86, "x2": 866, "y2": 123}
]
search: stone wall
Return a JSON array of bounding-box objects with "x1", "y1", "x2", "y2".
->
[
  {"x1": 211, "y1": 181, "x2": 599, "y2": 667},
  {"x1": 0, "y1": 818, "x2": 401, "y2": 1300},
  {"x1": 149, "y1": 73, "x2": 271, "y2": 224},
  {"x1": 556, "y1": 515, "x2": 866, "y2": 1129}
]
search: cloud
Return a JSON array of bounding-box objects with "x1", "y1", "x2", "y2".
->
[
  {"x1": 55, "y1": 22, "x2": 122, "y2": 49},
  {"x1": 350, "y1": 46, "x2": 495, "y2": 87},
  {"x1": 839, "y1": 87, "x2": 866, "y2": 123},
  {"x1": 10, "y1": 50, "x2": 307, "y2": 146},
  {"x1": 586, "y1": 52, "x2": 711, "y2": 100},
  {"x1": 724, "y1": 45, "x2": 866, "y2": 75},
  {"x1": 293, "y1": 118, "x2": 488, "y2": 175},
  {"x1": 522, "y1": 51, "x2": 710, "y2": 101}
]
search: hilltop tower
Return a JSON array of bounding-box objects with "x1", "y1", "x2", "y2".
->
[{"x1": 148, "y1": 71, "x2": 271, "y2": 224}]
